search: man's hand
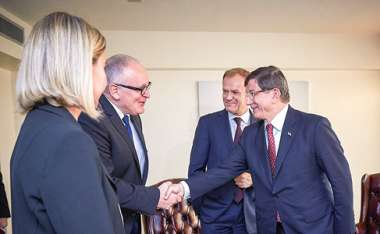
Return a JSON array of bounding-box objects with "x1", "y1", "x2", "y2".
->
[
  {"x1": 0, "y1": 218, "x2": 8, "y2": 229},
  {"x1": 157, "y1": 181, "x2": 182, "y2": 209},
  {"x1": 164, "y1": 183, "x2": 184, "y2": 200},
  {"x1": 234, "y1": 172, "x2": 253, "y2": 188}
]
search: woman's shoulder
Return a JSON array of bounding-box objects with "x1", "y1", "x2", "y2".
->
[{"x1": 20, "y1": 106, "x2": 95, "y2": 152}]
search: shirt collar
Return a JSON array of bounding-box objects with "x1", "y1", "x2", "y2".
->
[
  {"x1": 228, "y1": 109, "x2": 250, "y2": 124},
  {"x1": 105, "y1": 96, "x2": 126, "y2": 120},
  {"x1": 265, "y1": 104, "x2": 289, "y2": 132}
]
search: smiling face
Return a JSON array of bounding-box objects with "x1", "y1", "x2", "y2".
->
[
  {"x1": 110, "y1": 61, "x2": 151, "y2": 115},
  {"x1": 246, "y1": 79, "x2": 277, "y2": 121},
  {"x1": 222, "y1": 74, "x2": 248, "y2": 116}
]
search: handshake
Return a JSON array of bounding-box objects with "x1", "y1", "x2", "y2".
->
[
  {"x1": 155, "y1": 172, "x2": 253, "y2": 210},
  {"x1": 156, "y1": 181, "x2": 185, "y2": 210}
]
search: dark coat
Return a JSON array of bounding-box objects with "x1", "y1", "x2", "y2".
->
[
  {"x1": 11, "y1": 103, "x2": 125, "y2": 234},
  {"x1": 79, "y1": 95, "x2": 159, "y2": 234}
]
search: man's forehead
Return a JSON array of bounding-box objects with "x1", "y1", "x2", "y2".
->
[
  {"x1": 247, "y1": 79, "x2": 259, "y2": 89},
  {"x1": 122, "y1": 66, "x2": 148, "y2": 83},
  {"x1": 223, "y1": 76, "x2": 245, "y2": 85}
]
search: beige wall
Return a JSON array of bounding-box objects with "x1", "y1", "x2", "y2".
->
[
  {"x1": 104, "y1": 31, "x2": 380, "y2": 69},
  {"x1": 0, "y1": 67, "x2": 18, "y2": 185},
  {"x1": 104, "y1": 30, "x2": 380, "y2": 221},
  {"x1": 0, "y1": 68, "x2": 18, "y2": 234}
]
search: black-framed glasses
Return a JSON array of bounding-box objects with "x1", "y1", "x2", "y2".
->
[
  {"x1": 113, "y1": 81, "x2": 152, "y2": 97},
  {"x1": 246, "y1": 88, "x2": 273, "y2": 99}
]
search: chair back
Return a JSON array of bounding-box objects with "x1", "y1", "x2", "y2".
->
[
  {"x1": 143, "y1": 178, "x2": 201, "y2": 234},
  {"x1": 356, "y1": 173, "x2": 380, "y2": 234}
]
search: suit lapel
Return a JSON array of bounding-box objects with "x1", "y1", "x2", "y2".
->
[
  {"x1": 130, "y1": 116, "x2": 149, "y2": 182},
  {"x1": 221, "y1": 110, "x2": 234, "y2": 147},
  {"x1": 100, "y1": 95, "x2": 144, "y2": 179},
  {"x1": 274, "y1": 106, "x2": 298, "y2": 178}
]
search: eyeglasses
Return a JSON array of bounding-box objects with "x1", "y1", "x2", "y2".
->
[
  {"x1": 246, "y1": 89, "x2": 273, "y2": 99},
  {"x1": 113, "y1": 81, "x2": 152, "y2": 97}
]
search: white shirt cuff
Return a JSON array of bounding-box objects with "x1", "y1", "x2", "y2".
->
[{"x1": 180, "y1": 181, "x2": 191, "y2": 199}]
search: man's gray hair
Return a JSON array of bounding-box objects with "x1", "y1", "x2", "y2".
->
[{"x1": 105, "y1": 54, "x2": 140, "y2": 83}]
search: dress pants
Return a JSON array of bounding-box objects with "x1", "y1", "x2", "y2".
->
[
  {"x1": 201, "y1": 202, "x2": 248, "y2": 234},
  {"x1": 276, "y1": 222, "x2": 285, "y2": 234},
  {"x1": 129, "y1": 215, "x2": 141, "y2": 234}
]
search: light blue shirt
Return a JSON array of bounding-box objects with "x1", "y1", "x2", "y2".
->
[
  {"x1": 228, "y1": 110, "x2": 251, "y2": 141},
  {"x1": 108, "y1": 98, "x2": 146, "y2": 177}
]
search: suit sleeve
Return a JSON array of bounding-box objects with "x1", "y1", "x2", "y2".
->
[
  {"x1": 79, "y1": 114, "x2": 159, "y2": 215},
  {"x1": 40, "y1": 131, "x2": 121, "y2": 234},
  {"x1": 187, "y1": 129, "x2": 249, "y2": 201},
  {"x1": 187, "y1": 117, "x2": 210, "y2": 210},
  {"x1": 0, "y1": 172, "x2": 10, "y2": 218},
  {"x1": 314, "y1": 118, "x2": 355, "y2": 234}
]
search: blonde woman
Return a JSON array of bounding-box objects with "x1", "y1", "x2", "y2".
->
[{"x1": 11, "y1": 12, "x2": 125, "y2": 234}]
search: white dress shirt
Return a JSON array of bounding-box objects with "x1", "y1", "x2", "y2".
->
[{"x1": 264, "y1": 104, "x2": 289, "y2": 154}]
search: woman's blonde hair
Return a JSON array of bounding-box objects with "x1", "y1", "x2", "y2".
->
[{"x1": 16, "y1": 12, "x2": 106, "y2": 119}]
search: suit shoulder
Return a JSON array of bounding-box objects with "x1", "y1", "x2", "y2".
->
[
  {"x1": 26, "y1": 109, "x2": 83, "y2": 136},
  {"x1": 45, "y1": 121, "x2": 94, "y2": 149},
  {"x1": 294, "y1": 109, "x2": 328, "y2": 124},
  {"x1": 199, "y1": 109, "x2": 225, "y2": 121},
  {"x1": 14, "y1": 112, "x2": 96, "y2": 168},
  {"x1": 78, "y1": 112, "x2": 110, "y2": 135}
]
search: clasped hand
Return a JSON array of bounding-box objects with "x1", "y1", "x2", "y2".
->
[
  {"x1": 234, "y1": 172, "x2": 253, "y2": 188},
  {"x1": 157, "y1": 181, "x2": 184, "y2": 210}
]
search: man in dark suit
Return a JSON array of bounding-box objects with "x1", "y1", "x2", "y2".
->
[
  {"x1": 79, "y1": 54, "x2": 179, "y2": 234},
  {"x1": 0, "y1": 171, "x2": 10, "y2": 233},
  {"x1": 166, "y1": 66, "x2": 355, "y2": 234},
  {"x1": 188, "y1": 68, "x2": 256, "y2": 234}
]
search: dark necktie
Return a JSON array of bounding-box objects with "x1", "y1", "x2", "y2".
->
[
  {"x1": 266, "y1": 124, "x2": 276, "y2": 175},
  {"x1": 233, "y1": 117, "x2": 244, "y2": 203},
  {"x1": 233, "y1": 117, "x2": 243, "y2": 143},
  {"x1": 122, "y1": 115, "x2": 134, "y2": 141}
]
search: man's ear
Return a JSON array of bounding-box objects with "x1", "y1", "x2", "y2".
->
[
  {"x1": 272, "y1": 88, "x2": 281, "y2": 102},
  {"x1": 108, "y1": 84, "x2": 121, "y2": 101}
]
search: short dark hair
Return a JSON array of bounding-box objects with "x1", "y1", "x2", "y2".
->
[
  {"x1": 245, "y1": 66, "x2": 290, "y2": 102},
  {"x1": 223, "y1": 68, "x2": 250, "y2": 83}
]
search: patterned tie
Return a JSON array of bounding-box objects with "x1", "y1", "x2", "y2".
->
[
  {"x1": 122, "y1": 115, "x2": 134, "y2": 141},
  {"x1": 233, "y1": 117, "x2": 244, "y2": 203},
  {"x1": 266, "y1": 124, "x2": 276, "y2": 175},
  {"x1": 266, "y1": 123, "x2": 281, "y2": 222}
]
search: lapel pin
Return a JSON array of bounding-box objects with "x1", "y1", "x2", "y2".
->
[{"x1": 287, "y1": 131, "x2": 292, "y2": 136}]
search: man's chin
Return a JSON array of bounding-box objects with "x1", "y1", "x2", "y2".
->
[
  {"x1": 225, "y1": 105, "x2": 235, "y2": 111},
  {"x1": 226, "y1": 108, "x2": 238, "y2": 114},
  {"x1": 253, "y1": 113, "x2": 264, "y2": 120},
  {"x1": 136, "y1": 108, "x2": 145, "y2": 115}
]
